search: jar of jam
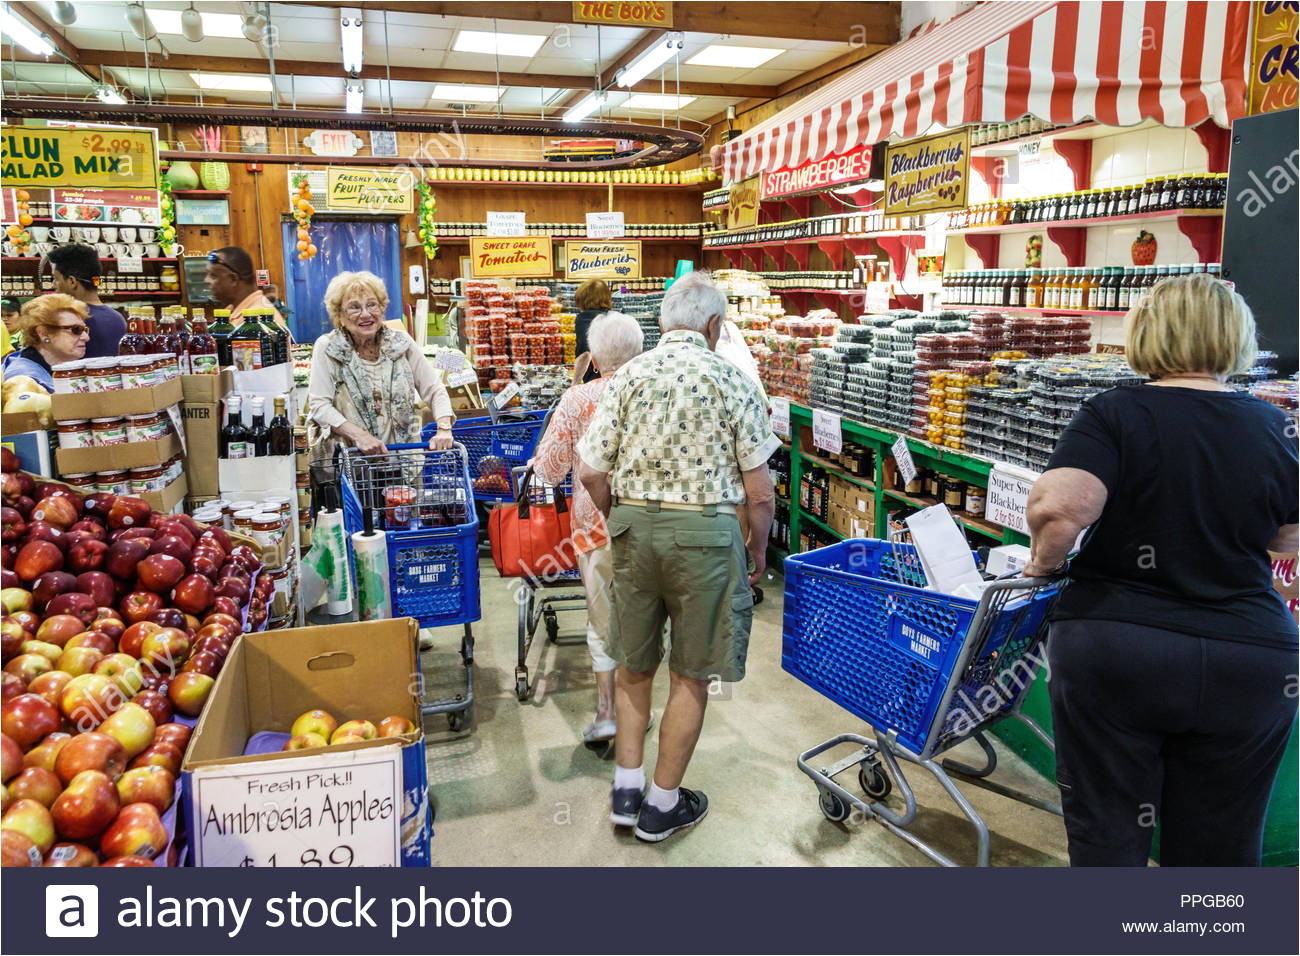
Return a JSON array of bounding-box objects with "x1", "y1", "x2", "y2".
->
[
  {"x1": 157, "y1": 353, "x2": 180, "y2": 381},
  {"x1": 232, "y1": 508, "x2": 260, "y2": 539},
  {"x1": 129, "y1": 465, "x2": 166, "y2": 495},
  {"x1": 85, "y1": 358, "x2": 123, "y2": 391},
  {"x1": 124, "y1": 412, "x2": 159, "y2": 443},
  {"x1": 60, "y1": 472, "x2": 97, "y2": 492},
  {"x1": 163, "y1": 455, "x2": 183, "y2": 484},
  {"x1": 119, "y1": 355, "x2": 157, "y2": 390},
  {"x1": 52, "y1": 360, "x2": 89, "y2": 394},
  {"x1": 97, "y1": 470, "x2": 130, "y2": 495},
  {"x1": 943, "y1": 479, "x2": 966, "y2": 510},
  {"x1": 261, "y1": 495, "x2": 293, "y2": 523},
  {"x1": 252, "y1": 512, "x2": 283, "y2": 553},
  {"x1": 90, "y1": 416, "x2": 128, "y2": 446},
  {"x1": 965, "y1": 485, "x2": 987, "y2": 516},
  {"x1": 56, "y1": 419, "x2": 94, "y2": 450}
]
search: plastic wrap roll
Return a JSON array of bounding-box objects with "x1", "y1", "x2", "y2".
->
[
  {"x1": 315, "y1": 507, "x2": 354, "y2": 616},
  {"x1": 352, "y1": 529, "x2": 392, "y2": 621}
]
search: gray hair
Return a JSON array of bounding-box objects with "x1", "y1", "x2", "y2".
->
[
  {"x1": 659, "y1": 270, "x2": 727, "y2": 334},
  {"x1": 587, "y1": 310, "x2": 643, "y2": 369}
]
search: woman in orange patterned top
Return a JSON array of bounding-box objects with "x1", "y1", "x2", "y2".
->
[{"x1": 533, "y1": 311, "x2": 644, "y2": 742}]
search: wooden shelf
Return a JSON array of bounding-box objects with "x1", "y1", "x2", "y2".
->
[
  {"x1": 799, "y1": 453, "x2": 875, "y2": 492},
  {"x1": 433, "y1": 235, "x2": 703, "y2": 244},
  {"x1": 949, "y1": 206, "x2": 1222, "y2": 236},
  {"x1": 170, "y1": 189, "x2": 231, "y2": 197},
  {"x1": 426, "y1": 178, "x2": 710, "y2": 190},
  {"x1": 882, "y1": 489, "x2": 1004, "y2": 540}
]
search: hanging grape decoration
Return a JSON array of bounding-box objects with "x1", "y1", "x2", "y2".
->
[
  {"x1": 293, "y1": 173, "x2": 318, "y2": 261},
  {"x1": 416, "y1": 183, "x2": 438, "y2": 259}
]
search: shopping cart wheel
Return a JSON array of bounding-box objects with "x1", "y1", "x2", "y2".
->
[
  {"x1": 514, "y1": 666, "x2": 530, "y2": 702},
  {"x1": 818, "y1": 788, "x2": 852, "y2": 823},
  {"x1": 859, "y1": 762, "x2": 892, "y2": 801},
  {"x1": 544, "y1": 608, "x2": 559, "y2": 643},
  {"x1": 448, "y1": 708, "x2": 470, "y2": 732}
]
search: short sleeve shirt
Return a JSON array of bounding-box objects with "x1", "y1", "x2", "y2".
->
[{"x1": 577, "y1": 329, "x2": 780, "y2": 505}]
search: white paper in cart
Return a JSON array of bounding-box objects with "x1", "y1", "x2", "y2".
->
[{"x1": 905, "y1": 504, "x2": 984, "y2": 594}]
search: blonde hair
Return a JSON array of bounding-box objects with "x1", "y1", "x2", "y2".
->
[
  {"x1": 574, "y1": 279, "x2": 612, "y2": 312},
  {"x1": 1125, "y1": 274, "x2": 1256, "y2": 380},
  {"x1": 19, "y1": 294, "x2": 88, "y2": 348},
  {"x1": 324, "y1": 270, "x2": 389, "y2": 331}
]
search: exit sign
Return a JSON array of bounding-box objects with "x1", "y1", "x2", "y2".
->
[{"x1": 303, "y1": 130, "x2": 362, "y2": 157}]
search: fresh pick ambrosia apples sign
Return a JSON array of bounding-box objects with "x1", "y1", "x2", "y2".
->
[{"x1": 884, "y1": 129, "x2": 969, "y2": 215}]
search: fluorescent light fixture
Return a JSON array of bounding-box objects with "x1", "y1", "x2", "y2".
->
[
  {"x1": 617, "y1": 32, "x2": 683, "y2": 88},
  {"x1": 188, "y1": 72, "x2": 273, "y2": 93},
  {"x1": 0, "y1": 8, "x2": 55, "y2": 56},
  {"x1": 686, "y1": 44, "x2": 784, "y2": 69},
  {"x1": 453, "y1": 29, "x2": 546, "y2": 58},
  {"x1": 563, "y1": 90, "x2": 607, "y2": 124},
  {"x1": 340, "y1": 8, "x2": 364, "y2": 73},
  {"x1": 96, "y1": 86, "x2": 127, "y2": 105},
  {"x1": 147, "y1": 8, "x2": 244, "y2": 39},
  {"x1": 623, "y1": 93, "x2": 696, "y2": 110},
  {"x1": 345, "y1": 82, "x2": 364, "y2": 114},
  {"x1": 431, "y1": 83, "x2": 504, "y2": 103}
]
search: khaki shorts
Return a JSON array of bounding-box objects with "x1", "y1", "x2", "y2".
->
[{"x1": 605, "y1": 501, "x2": 755, "y2": 682}]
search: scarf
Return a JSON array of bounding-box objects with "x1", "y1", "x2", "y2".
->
[{"x1": 323, "y1": 328, "x2": 419, "y2": 443}]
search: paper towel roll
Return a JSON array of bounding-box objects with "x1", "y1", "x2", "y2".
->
[
  {"x1": 352, "y1": 529, "x2": 392, "y2": 621},
  {"x1": 315, "y1": 507, "x2": 354, "y2": 616}
]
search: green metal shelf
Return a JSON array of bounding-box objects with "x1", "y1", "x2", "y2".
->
[{"x1": 798, "y1": 509, "x2": 843, "y2": 541}]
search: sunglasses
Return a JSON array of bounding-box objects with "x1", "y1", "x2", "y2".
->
[
  {"x1": 206, "y1": 252, "x2": 242, "y2": 276},
  {"x1": 52, "y1": 323, "x2": 90, "y2": 337}
]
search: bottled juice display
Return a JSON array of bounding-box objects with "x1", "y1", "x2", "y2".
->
[
  {"x1": 268, "y1": 396, "x2": 293, "y2": 455},
  {"x1": 117, "y1": 311, "x2": 149, "y2": 355},
  {"x1": 259, "y1": 309, "x2": 288, "y2": 366},
  {"x1": 141, "y1": 314, "x2": 162, "y2": 354},
  {"x1": 1026, "y1": 269, "x2": 1045, "y2": 308},
  {"x1": 157, "y1": 313, "x2": 185, "y2": 369},
  {"x1": 220, "y1": 395, "x2": 250, "y2": 459},
  {"x1": 231, "y1": 310, "x2": 267, "y2": 371},
  {"x1": 186, "y1": 317, "x2": 218, "y2": 374},
  {"x1": 247, "y1": 396, "x2": 269, "y2": 457},
  {"x1": 209, "y1": 308, "x2": 235, "y2": 367}
]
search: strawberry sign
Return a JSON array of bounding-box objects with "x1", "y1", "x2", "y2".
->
[{"x1": 1131, "y1": 230, "x2": 1158, "y2": 266}]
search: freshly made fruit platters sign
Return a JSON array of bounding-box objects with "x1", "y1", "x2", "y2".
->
[{"x1": 190, "y1": 745, "x2": 403, "y2": 867}]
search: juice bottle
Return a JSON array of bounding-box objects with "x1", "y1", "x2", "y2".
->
[
  {"x1": 186, "y1": 317, "x2": 218, "y2": 374},
  {"x1": 141, "y1": 313, "x2": 163, "y2": 354},
  {"x1": 1079, "y1": 269, "x2": 1097, "y2": 310},
  {"x1": 209, "y1": 308, "x2": 234, "y2": 367},
  {"x1": 1043, "y1": 268, "x2": 1062, "y2": 309},
  {"x1": 117, "y1": 311, "x2": 147, "y2": 355},
  {"x1": 231, "y1": 310, "x2": 266, "y2": 371},
  {"x1": 157, "y1": 313, "x2": 185, "y2": 369}
]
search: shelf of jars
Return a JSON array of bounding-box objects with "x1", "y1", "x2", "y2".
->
[
  {"x1": 1, "y1": 257, "x2": 176, "y2": 264},
  {"x1": 424, "y1": 167, "x2": 717, "y2": 186},
  {"x1": 433, "y1": 222, "x2": 707, "y2": 241},
  {"x1": 940, "y1": 262, "x2": 1224, "y2": 314}
]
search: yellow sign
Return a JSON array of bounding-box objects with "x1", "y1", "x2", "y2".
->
[
  {"x1": 563, "y1": 240, "x2": 642, "y2": 280},
  {"x1": 884, "y1": 128, "x2": 970, "y2": 216},
  {"x1": 727, "y1": 176, "x2": 760, "y2": 230},
  {"x1": 0, "y1": 126, "x2": 159, "y2": 190},
  {"x1": 326, "y1": 167, "x2": 414, "y2": 213},
  {"x1": 1250, "y1": 0, "x2": 1299, "y2": 114},
  {"x1": 470, "y1": 236, "x2": 554, "y2": 278},
  {"x1": 572, "y1": 0, "x2": 672, "y2": 27}
]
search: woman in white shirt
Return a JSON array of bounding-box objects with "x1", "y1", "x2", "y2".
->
[{"x1": 307, "y1": 270, "x2": 454, "y2": 459}]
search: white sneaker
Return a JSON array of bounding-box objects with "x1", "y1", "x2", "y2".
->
[{"x1": 418, "y1": 629, "x2": 434, "y2": 650}]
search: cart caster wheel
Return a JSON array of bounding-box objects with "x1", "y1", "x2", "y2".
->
[
  {"x1": 544, "y1": 610, "x2": 559, "y2": 643},
  {"x1": 818, "y1": 788, "x2": 852, "y2": 823},
  {"x1": 514, "y1": 676, "x2": 529, "y2": 701},
  {"x1": 448, "y1": 711, "x2": 467, "y2": 732},
  {"x1": 859, "y1": 763, "x2": 892, "y2": 800}
]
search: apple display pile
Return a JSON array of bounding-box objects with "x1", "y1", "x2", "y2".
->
[
  {"x1": 0, "y1": 450, "x2": 270, "y2": 866},
  {"x1": 282, "y1": 709, "x2": 416, "y2": 751}
]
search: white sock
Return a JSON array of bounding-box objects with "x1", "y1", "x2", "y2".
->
[
  {"x1": 613, "y1": 764, "x2": 645, "y2": 792},
  {"x1": 646, "y1": 781, "x2": 679, "y2": 812}
]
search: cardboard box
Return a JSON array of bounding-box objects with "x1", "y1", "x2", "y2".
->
[
  {"x1": 180, "y1": 619, "x2": 431, "y2": 868},
  {"x1": 55, "y1": 432, "x2": 183, "y2": 476},
  {"x1": 52, "y1": 377, "x2": 183, "y2": 422},
  {"x1": 180, "y1": 369, "x2": 233, "y2": 405},
  {"x1": 182, "y1": 401, "x2": 221, "y2": 497},
  {"x1": 140, "y1": 473, "x2": 188, "y2": 513},
  {"x1": 0, "y1": 410, "x2": 51, "y2": 435}
]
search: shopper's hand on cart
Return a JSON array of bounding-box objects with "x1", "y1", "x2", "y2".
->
[
  {"x1": 353, "y1": 431, "x2": 388, "y2": 456},
  {"x1": 429, "y1": 428, "x2": 455, "y2": 451},
  {"x1": 1020, "y1": 558, "x2": 1066, "y2": 579}
]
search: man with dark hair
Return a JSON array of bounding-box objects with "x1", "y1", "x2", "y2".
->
[
  {"x1": 203, "y1": 246, "x2": 287, "y2": 334},
  {"x1": 1, "y1": 297, "x2": 20, "y2": 358},
  {"x1": 47, "y1": 243, "x2": 126, "y2": 358}
]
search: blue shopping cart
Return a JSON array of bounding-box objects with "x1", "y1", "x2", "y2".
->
[
  {"x1": 783, "y1": 538, "x2": 1064, "y2": 866},
  {"x1": 337, "y1": 442, "x2": 479, "y2": 731},
  {"x1": 437, "y1": 409, "x2": 550, "y2": 504}
]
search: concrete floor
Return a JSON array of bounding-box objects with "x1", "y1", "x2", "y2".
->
[{"x1": 416, "y1": 556, "x2": 1070, "y2": 866}]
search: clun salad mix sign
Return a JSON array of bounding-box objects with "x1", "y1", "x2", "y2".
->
[{"x1": 884, "y1": 128, "x2": 969, "y2": 216}]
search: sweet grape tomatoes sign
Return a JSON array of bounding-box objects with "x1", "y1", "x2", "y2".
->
[
  {"x1": 761, "y1": 144, "x2": 873, "y2": 199},
  {"x1": 1, "y1": 126, "x2": 159, "y2": 190},
  {"x1": 470, "y1": 237, "x2": 553, "y2": 277}
]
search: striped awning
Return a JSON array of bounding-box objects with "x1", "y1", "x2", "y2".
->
[{"x1": 721, "y1": 0, "x2": 1252, "y2": 184}]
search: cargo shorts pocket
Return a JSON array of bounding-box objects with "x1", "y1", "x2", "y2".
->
[
  {"x1": 728, "y1": 588, "x2": 754, "y2": 681},
  {"x1": 673, "y1": 530, "x2": 732, "y2": 549}
]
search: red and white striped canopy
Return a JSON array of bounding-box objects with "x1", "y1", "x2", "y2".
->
[{"x1": 721, "y1": 0, "x2": 1252, "y2": 184}]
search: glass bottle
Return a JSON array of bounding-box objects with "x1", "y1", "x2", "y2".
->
[
  {"x1": 231, "y1": 310, "x2": 267, "y2": 371},
  {"x1": 269, "y1": 396, "x2": 293, "y2": 456},
  {"x1": 157, "y1": 313, "x2": 185, "y2": 370},
  {"x1": 186, "y1": 316, "x2": 218, "y2": 374},
  {"x1": 247, "y1": 396, "x2": 269, "y2": 457},
  {"x1": 209, "y1": 308, "x2": 234, "y2": 368},
  {"x1": 220, "y1": 395, "x2": 249, "y2": 459},
  {"x1": 140, "y1": 314, "x2": 163, "y2": 354},
  {"x1": 1001, "y1": 268, "x2": 1016, "y2": 307},
  {"x1": 256, "y1": 309, "x2": 282, "y2": 367},
  {"x1": 117, "y1": 311, "x2": 148, "y2": 356}
]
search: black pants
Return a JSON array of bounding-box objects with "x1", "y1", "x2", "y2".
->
[{"x1": 1047, "y1": 619, "x2": 1296, "y2": 866}]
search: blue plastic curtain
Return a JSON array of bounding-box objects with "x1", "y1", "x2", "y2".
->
[{"x1": 281, "y1": 218, "x2": 403, "y2": 343}]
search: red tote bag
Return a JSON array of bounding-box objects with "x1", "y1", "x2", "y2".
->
[{"x1": 488, "y1": 467, "x2": 579, "y2": 578}]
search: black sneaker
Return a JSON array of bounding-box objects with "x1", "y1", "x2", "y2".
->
[
  {"x1": 610, "y1": 786, "x2": 644, "y2": 827},
  {"x1": 751, "y1": 585, "x2": 764, "y2": 606},
  {"x1": 634, "y1": 787, "x2": 709, "y2": 842}
]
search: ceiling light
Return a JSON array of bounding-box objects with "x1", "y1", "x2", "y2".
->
[
  {"x1": 147, "y1": 8, "x2": 245, "y2": 39},
  {"x1": 617, "y1": 32, "x2": 683, "y2": 88},
  {"x1": 431, "y1": 83, "x2": 503, "y2": 103},
  {"x1": 180, "y1": 5, "x2": 203, "y2": 42},
  {"x1": 124, "y1": 2, "x2": 156, "y2": 41},
  {"x1": 623, "y1": 93, "x2": 696, "y2": 110},
  {"x1": 563, "y1": 90, "x2": 607, "y2": 124},
  {"x1": 345, "y1": 82, "x2": 364, "y2": 114},
  {"x1": 96, "y1": 86, "x2": 127, "y2": 104},
  {"x1": 686, "y1": 45, "x2": 784, "y2": 69},
  {"x1": 340, "y1": 8, "x2": 364, "y2": 73},
  {"x1": 188, "y1": 72, "x2": 273, "y2": 93},
  {"x1": 242, "y1": 13, "x2": 267, "y2": 44},
  {"x1": 51, "y1": 2, "x2": 76, "y2": 26},
  {"x1": 0, "y1": 7, "x2": 55, "y2": 56},
  {"x1": 453, "y1": 29, "x2": 546, "y2": 58}
]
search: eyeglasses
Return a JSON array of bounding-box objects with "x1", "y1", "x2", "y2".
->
[
  {"x1": 344, "y1": 302, "x2": 383, "y2": 316},
  {"x1": 51, "y1": 323, "x2": 89, "y2": 337},
  {"x1": 206, "y1": 252, "x2": 240, "y2": 276}
]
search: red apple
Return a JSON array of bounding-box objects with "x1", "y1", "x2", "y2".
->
[
  {"x1": 54, "y1": 732, "x2": 126, "y2": 784},
  {"x1": 154, "y1": 524, "x2": 196, "y2": 551},
  {"x1": 65, "y1": 538, "x2": 108, "y2": 574},
  {"x1": 76, "y1": 572, "x2": 115, "y2": 608},
  {"x1": 218, "y1": 563, "x2": 251, "y2": 584},
  {"x1": 42, "y1": 841, "x2": 98, "y2": 867},
  {"x1": 0, "y1": 568, "x2": 15, "y2": 588},
  {"x1": 35, "y1": 614, "x2": 85, "y2": 648},
  {"x1": 9, "y1": 766, "x2": 61, "y2": 807},
  {"x1": 376, "y1": 715, "x2": 416, "y2": 737},
  {"x1": 282, "y1": 732, "x2": 328, "y2": 751},
  {"x1": 59, "y1": 673, "x2": 123, "y2": 729},
  {"x1": 4, "y1": 654, "x2": 51, "y2": 684},
  {"x1": 331, "y1": 719, "x2": 376, "y2": 743},
  {"x1": 83, "y1": 492, "x2": 117, "y2": 520},
  {"x1": 152, "y1": 723, "x2": 191, "y2": 752},
  {"x1": 180, "y1": 650, "x2": 221, "y2": 678},
  {"x1": 167, "y1": 671, "x2": 213, "y2": 717},
  {"x1": 129, "y1": 743, "x2": 182, "y2": 776},
  {"x1": 30, "y1": 495, "x2": 77, "y2": 530},
  {"x1": 137, "y1": 554, "x2": 185, "y2": 593},
  {"x1": 104, "y1": 538, "x2": 149, "y2": 582},
  {"x1": 115, "y1": 765, "x2": 174, "y2": 814},
  {"x1": 228, "y1": 544, "x2": 260, "y2": 572},
  {"x1": 50, "y1": 769, "x2": 120, "y2": 840},
  {"x1": 202, "y1": 612, "x2": 242, "y2": 633},
  {"x1": 0, "y1": 507, "x2": 25, "y2": 544},
  {"x1": 1, "y1": 828, "x2": 41, "y2": 867},
  {"x1": 2, "y1": 797, "x2": 56, "y2": 853},
  {"x1": 1, "y1": 694, "x2": 60, "y2": 749},
  {"x1": 107, "y1": 496, "x2": 151, "y2": 530},
  {"x1": 100, "y1": 802, "x2": 167, "y2": 860},
  {"x1": 118, "y1": 621, "x2": 161, "y2": 659},
  {"x1": 37, "y1": 484, "x2": 82, "y2": 511},
  {"x1": 1, "y1": 671, "x2": 25, "y2": 702},
  {"x1": 111, "y1": 527, "x2": 155, "y2": 543},
  {"x1": 11, "y1": 497, "x2": 33, "y2": 521},
  {"x1": 13, "y1": 540, "x2": 61, "y2": 584},
  {"x1": 129, "y1": 690, "x2": 171, "y2": 726},
  {"x1": 190, "y1": 551, "x2": 221, "y2": 580},
  {"x1": 139, "y1": 628, "x2": 189, "y2": 671},
  {"x1": 9, "y1": 610, "x2": 37, "y2": 632},
  {"x1": 68, "y1": 518, "x2": 106, "y2": 541},
  {"x1": 211, "y1": 597, "x2": 243, "y2": 619},
  {"x1": 44, "y1": 593, "x2": 97, "y2": 627},
  {"x1": 95, "y1": 654, "x2": 144, "y2": 697},
  {"x1": 119, "y1": 590, "x2": 163, "y2": 625},
  {"x1": 26, "y1": 670, "x2": 72, "y2": 710},
  {"x1": 31, "y1": 571, "x2": 77, "y2": 610},
  {"x1": 21, "y1": 732, "x2": 69, "y2": 773},
  {"x1": 23, "y1": 521, "x2": 66, "y2": 552},
  {"x1": 55, "y1": 646, "x2": 104, "y2": 678},
  {"x1": 198, "y1": 526, "x2": 231, "y2": 553},
  {"x1": 97, "y1": 702, "x2": 155, "y2": 759},
  {"x1": 1, "y1": 732, "x2": 20, "y2": 782},
  {"x1": 171, "y1": 574, "x2": 215, "y2": 615},
  {"x1": 66, "y1": 630, "x2": 117, "y2": 656},
  {"x1": 191, "y1": 635, "x2": 231, "y2": 661},
  {"x1": 214, "y1": 577, "x2": 249, "y2": 605},
  {"x1": 1, "y1": 616, "x2": 28, "y2": 657}
]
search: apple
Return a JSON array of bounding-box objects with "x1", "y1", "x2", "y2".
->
[
  {"x1": 20, "y1": 640, "x2": 63, "y2": 663},
  {"x1": 83, "y1": 493, "x2": 116, "y2": 521},
  {"x1": 104, "y1": 538, "x2": 149, "y2": 582},
  {"x1": 22, "y1": 732, "x2": 69, "y2": 773},
  {"x1": 89, "y1": 608, "x2": 125, "y2": 640},
  {"x1": 33, "y1": 614, "x2": 84, "y2": 648},
  {"x1": 67, "y1": 630, "x2": 117, "y2": 656},
  {"x1": 9, "y1": 766, "x2": 61, "y2": 807},
  {"x1": 30, "y1": 495, "x2": 77, "y2": 530},
  {"x1": 167, "y1": 672, "x2": 213, "y2": 717},
  {"x1": 13, "y1": 540, "x2": 61, "y2": 585},
  {"x1": 129, "y1": 743, "x2": 181, "y2": 776},
  {"x1": 9, "y1": 610, "x2": 38, "y2": 633},
  {"x1": 46, "y1": 593, "x2": 98, "y2": 627},
  {"x1": 96, "y1": 654, "x2": 144, "y2": 697},
  {"x1": 1, "y1": 616, "x2": 27, "y2": 657},
  {"x1": 75, "y1": 572, "x2": 115, "y2": 608},
  {"x1": 26, "y1": 670, "x2": 72, "y2": 709},
  {"x1": 331, "y1": 719, "x2": 376, "y2": 744},
  {"x1": 119, "y1": 621, "x2": 161, "y2": 659},
  {"x1": 42, "y1": 842, "x2": 98, "y2": 867},
  {"x1": 100, "y1": 855, "x2": 155, "y2": 866},
  {"x1": 137, "y1": 668, "x2": 168, "y2": 694},
  {"x1": 68, "y1": 518, "x2": 106, "y2": 541},
  {"x1": 23, "y1": 521, "x2": 66, "y2": 552},
  {"x1": 55, "y1": 646, "x2": 104, "y2": 678},
  {"x1": 0, "y1": 568, "x2": 15, "y2": 588},
  {"x1": 96, "y1": 702, "x2": 155, "y2": 760},
  {"x1": 11, "y1": 497, "x2": 33, "y2": 521},
  {"x1": 146, "y1": 607, "x2": 187, "y2": 631},
  {"x1": 1, "y1": 694, "x2": 60, "y2": 748},
  {"x1": 190, "y1": 551, "x2": 221, "y2": 580},
  {"x1": 2, "y1": 797, "x2": 56, "y2": 853},
  {"x1": 228, "y1": 544, "x2": 260, "y2": 572},
  {"x1": 376, "y1": 715, "x2": 416, "y2": 737},
  {"x1": 0, "y1": 507, "x2": 25, "y2": 544},
  {"x1": 202, "y1": 612, "x2": 242, "y2": 634},
  {"x1": 129, "y1": 689, "x2": 171, "y2": 727},
  {"x1": 282, "y1": 732, "x2": 328, "y2": 751},
  {"x1": 219, "y1": 563, "x2": 251, "y2": 584},
  {"x1": 171, "y1": 574, "x2": 215, "y2": 615},
  {"x1": 191, "y1": 635, "x2": 231, "y2": 661},
  {"x1": 290, "y1": 709, "x2": 338, "y2": 741},
  {"x1": 214, "y1": 577, "x2": 250, "y2": 605},
  {"x1": 100, "y1": 802, "x2": 168, "y2": 860},
  {"x1": 152, "y1": 723, "x2": 191, "y2": 752},
  {"x1": 36, "y1": 484, "x2": 82, "y2": 510},
  {"x1": 4, "y1": 654, "x2": 50, "y2": 684},
  {"x1": 1, "y1": 587, "x2": 35, "y2": 613},
  {"x1": 107, "y1": 496, "x2": 151, "y2": 530},
  {"x1": 155, "y1": 521, "x2": 196, "y2": 547},
  {"x1": 140, "y1": 628, "x2": 189, "y2": 671},
  {"x1": 65, "y1": 538, "x2": 108, "y2": 574},
  {"x1": 180, "y1": 650, "x2": 221, "y2": 678},
  {"x1": 137, "y1": 554, "x2": 185, "y2": 593},
  {"x1": 150, "y1": 536, "x2": 193, "y2": 566},
  {"x1": 1, "y1": 672, "x2": 24, "y2": 702},
  {"x1": 50, "y1": 769, "x2": 120, "y2": 840},
  {"x1": 120, "y1": 590, "x2": 163, "y2": 625},
  {"x1": 1, "y1": 733, "x2": 20, "y2": 782},
  {"x1": 116, "y1": 765, "x2": 175, "y2": 814},
  {"x1": 60, "y1": 674, "x2": 123, "y2": 729},
  {"x1": 31, "y1": 572, "x2": 77, "y2": 610},
  {"x1": 198, "y1": 526, "x2": 232, "y2": 553},
  {"x1": 112, "y1": 527, "x2": 155, "y2": 543},
  {"x1": 330, "y1": 733, "x2": 369, "y2": 747},
  {"x1": 54, "y1": 732, "x2": 126, "y2": 784},
  {"x1": 2, "y1": 828, "x2": 42, "y2": 867}
]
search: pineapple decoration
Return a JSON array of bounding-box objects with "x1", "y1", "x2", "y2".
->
[
  {"x1": 292, "y1": 174, "x2": 317, "y2": 260},
  {"x1": 158, "y1": 178, "x2": 178, "y2": 257},
  {"x1": 416, "y1": 183, "x2": 438, "y2": 259},
  {"x1": 6, "y1": 189, "x2": 33, "y2": 255}
]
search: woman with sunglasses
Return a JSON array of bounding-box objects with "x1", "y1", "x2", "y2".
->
[{"x1": 1, "y1": 294, "x2": 90, "y2": 392}]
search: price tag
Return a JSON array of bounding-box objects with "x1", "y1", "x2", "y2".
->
[
  {"x1": 770, "y1": 397, "x2": 790, "y2": 440},
  {"x1": 891, "y1": 436, "x2": 917, "y2": 487},
  {"x1": 190, "y1": 746, "x2": 403, "y2": 867},
  {"x1": 117, "y1": 256, "x2": 143, "y2": 274},
  {"x1": 447, "y1": 369, "x2": 477, "y2": 388},
  {"x1": 433, "y1": 350, "x2": 466, "y2": 371},
  {"x1": 812, "y1": 408, "x2": 842, "y2": 454},
  {"x1": 486, "y1": 211, "x2": 526, "y2": 236},
  {"x1": 586, "y1": 211, "x2": 625, "y2": 238},
  {"x1": 164, "y1": 404, "x2": 187, "y2": 455},
  {"x1": 487, "y1": 381, "x2": 520, "y2": 421},
  {"x1": 987, "y1": 464, "x2": 1039, "y2": 534},
  {"x1": 1018, "y1": 136, "x2": 1042, "y2": 172},
  {"x1": 864, "y1": 281, "x2": 892, "y2": 314}
]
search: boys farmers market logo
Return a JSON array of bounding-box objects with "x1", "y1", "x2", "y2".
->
[{"x1": 884, "y1": 129, "x2": 970, "y2": 216}]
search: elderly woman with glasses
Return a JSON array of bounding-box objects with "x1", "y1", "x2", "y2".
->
[
  {"x1": 306, "y1": 270, "x2": 454, "y2": 459},
  {"x1": 1, "y1": 294, "x2": 91, "y2": 392}
]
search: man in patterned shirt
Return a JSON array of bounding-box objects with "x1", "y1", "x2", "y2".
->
[{"x1": 577, "y1": 269, "x2": 778, "y2": 842}]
